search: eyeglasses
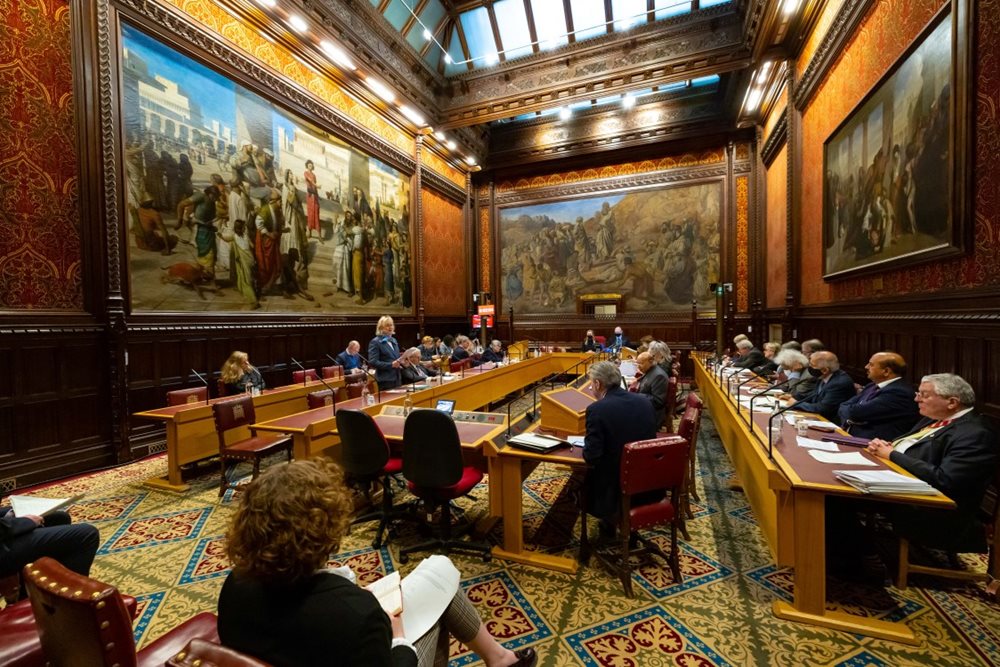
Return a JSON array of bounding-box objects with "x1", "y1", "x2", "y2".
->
[{"x1": 914, "y1": 391, "x2": 940, "y2": 399}]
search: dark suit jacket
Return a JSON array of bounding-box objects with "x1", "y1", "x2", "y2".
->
[
  {"x1": 790, "y1": 369, "x2": 856, "y2": 421},
  {"x1": 450, "y1": 346, "x2": 470, "y2": 363},
  {"x1": 583, "y1": 386, "x2": 658, "y2": 521},
  {"x1": 752, "y1": 360, "x2": 778, "y2": 376},
  {"x1": 367, "y1": 335, "x2": 401, "y2": 389},
  {"x1": 637, "y1": 364, "x2": 669, "y2": 428},
  {"x1": 334, "y1": 350, "x2": 362, "y2": 372},
  {"x1": 888, "y1": 412, "x2": 999, "y2": 550},
  {"x1": 481, "y1": 348, "x2": 503, "y2": 364},
  {"x1": 607, "y1": 333, "x2": 631, "y2": 351},
  {"x1": 788, "y1": 374, "x2": 817, "y2": 400},
  {"x1": 218, "y1": 570, "x2": 416, "y2": 667},
  {"x1": 731, "y1": 348, "x2": 765, "y2": 370},
  {"x1": 401, "y1": 363, "x2": 435, "y2": 384},
  {"x1": 837, "y1": 378, "x2": 919, "y2": 440}
]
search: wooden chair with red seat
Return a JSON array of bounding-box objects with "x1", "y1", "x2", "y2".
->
[
  {"x1": 321, "y1": 365, "x2": 343, "y2": 380},
  {"x1": 397, "y1": 409, "x2": 491, "y2": 564},
  {"x1": 166, "y1": 387, "x2": 208, "y2": 406},
  {"x1": 167, "y1": 638, "x2": 272, "y2": 667},
  {"x1": 23, "y1": 557, "x2": 218, "y2": 667},
  {"x1": 216, "y1": 378, "x2": 228, "y2": 398},
  {"x1": 291, "y1": 369, "x2": 319, "y2": 384},
  {"x1": 335, "y1": 409, "x2": 406, "y2": 548},
  {"x1": 675, "y1": 395, "x2": 704, "y2": 541},
  {"x1": 594, "y1": 335, "x2": 607, "y2": 348},
  {"x1": 660, "y1": 376, "x2": 679, "y2": 433},
  {"x1": 584, "y1": 435, "x2": 689, "y2": 598},
  {"x1": 211, "y1": 396, "x2": 293, "y2": 497},
  {"x1": 449, "y1": 359, "x2": 471, "y2": 373},
  {"x1": 897, "y1": 471, "x2": 1000, "y2": 596}
]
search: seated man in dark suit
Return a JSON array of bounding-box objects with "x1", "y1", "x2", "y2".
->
[
  {"x1": 782, "y1": 351, "x2": 856, "y2": 422},
  {"x1": 730, "y1": 339, "x2": 765, "y2": 370},
  {"x1": 752, "y1": 342, "x2": 781, "y2": 376},
  {"x1": 581, "y1": 361, "x2": 658, "y2": 536},
  {"x1": 449, "y1": 335, "x2": 472, "y2": 364},
  {"x1": 335, "y1": 340, "x2": 364, "y2": 375},
  {"x1": 400, "y1": 347, "x2": 438, "y2": 384},
  {"x1": 837, "y1": 352, "x2": 920, "y2": 440},
  {"x1": 866, "y1": 373, "x2": 999, "y2": 552},
  {"x1": 1, "y1": 506, "x2": 100, "y2": 586},
  {"x1": 634, "y1": 351, "x2": 669, "y2": 429},
  {"x1": 607, "y1": 327, "x2": 631, "y2": 354}
]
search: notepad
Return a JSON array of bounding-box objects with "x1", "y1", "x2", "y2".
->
[
  {"x1": 9, "y1": 494, "x2": 84, "y2": 518},
  {"x1": 365, "y1": 570, "x2": 402, "y2": 616},
  {"x1": 795, "y1": 436, "x2": 840, "y2": 452},
  {"x1": 507, "y1": 433, "x2": 567, "y2": 452},
  {"x1": 807, "y1": 450, "x2": 876, "y2": 466}
]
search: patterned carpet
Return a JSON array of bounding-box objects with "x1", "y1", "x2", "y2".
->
[{"x1": 9, "y1": 407, "x2": 1000, "y2": 666}]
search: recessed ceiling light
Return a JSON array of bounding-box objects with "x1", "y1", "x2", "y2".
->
[
  {"x1": 399, "y1": 105, "x2": 426, "y2": 126},
  {"x1": 364, "y1": 77, "x2": 396, "y2": 103},
  {"x1": 446, "y1": 140, "x2": 457, "y2": 150},
  {"x1": 319, "y1": 40, "x2": 355, "y2": 70},
  {"x1": 559, "y1": 107, "x2": 572, "y2": 120},
  {"x1": 434, "y1": 131, "x2": 447, "y2": 141},
  {"x1": 423, "y1": 28, "x2": 432, "y2": 40},
  {"x1": 621, "y1": 93, "x2": 636, "y2": 109},
  {"x1": 288, "y1": 14, "x2": 309, "y2": 33}
]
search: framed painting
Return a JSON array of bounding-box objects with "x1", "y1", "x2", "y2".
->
[
  {"x1": 822, "y1": 1, "x2": 971, "y2": 280},
  {"x1": 119, "y1": 22, "x2": 413, "y2": 313},
  {"x1": 498, "y1": 181, "x2": 722, "y2": 315}
]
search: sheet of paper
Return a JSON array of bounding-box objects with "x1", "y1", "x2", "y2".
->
[
  {"x1": 795, "y1": 436, "x2": 840, "y2": 452},
  {"x1": 798, "y1": 419, "x2": 836, "y2": 432},
  {"x1": 365, "y1": 570, "x2": 402, "y2": 616},
  {"x1": 9, "y1": 494, "x2": 83, "y2": 517},
  {"x1": 401, "y1": 555, "x2": 460, "y2": 642},
  {"x1": 807, "y1": 450, "x2": 876, "y2": 466},
  {"x1": 567, "y1": 436, "x2": 585, "y2": 447}
]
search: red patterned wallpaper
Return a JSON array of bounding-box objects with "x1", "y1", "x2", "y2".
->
[
  {"x1": 800, "y1": 0, "x2": 1000, "y2": 303},
  {"x1": 421, "y1": 189, "x2": 466, "y2": 316},
  {"x1": 766, "y1": 147, "x2": 788, "y2": 309},
  {"x1": 0, "y1": 0, "x2": 82, "y2": 309}
]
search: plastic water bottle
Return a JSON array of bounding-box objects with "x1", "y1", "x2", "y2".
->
[
  {"x1": 770, "y1": 401, "x2": 782, "y2": 443},
  {"x1": 361, "y1": 383, "x2": 371, "y2": 406},
  {"x1": 403, "y1": 390, "x2": 413, "y2": 416}
]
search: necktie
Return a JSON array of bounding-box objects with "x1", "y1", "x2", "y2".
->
[
  {"x1": 858, "y1": 383, "x2": 880, "y2": 403},
  {"x1": 929, "y1": 418, "x2": 952, "y2": 429}
]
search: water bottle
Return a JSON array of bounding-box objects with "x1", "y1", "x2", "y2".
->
[
  {"x1": 770, "y1": 401, "x2": 782, "y2": 443},
  {"x1": 403, "y1": 390, "x2": 413, "y2": 416},
  {"x1": 361, "y1": 383, "x2": 371, "y2": 406}
]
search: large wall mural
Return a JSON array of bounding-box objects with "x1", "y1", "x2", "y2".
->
[
  {"x1": 498, "y1": 183, "x2": 721, "y2": 314},
  {"x1": 122, "y1": 24, "x2": 411, "y2": 313}
]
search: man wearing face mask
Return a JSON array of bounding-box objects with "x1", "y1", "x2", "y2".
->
[
  {"x1": 782, "y1": 351, "x2": 855, "y2": 421},
  {"x1": 581, "y1": 362, "x2": 658, "y2": 537},
  {"x1": 607, "y1": 327, "x2": 630, "y2": 353}
]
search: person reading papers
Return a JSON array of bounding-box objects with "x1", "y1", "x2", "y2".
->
[
  {"x1": 218, "y1": 459, "x2": 536, "y2": 667},
  {"x1": 1, "y1": 499, "x2": 99, "y2": 585}
]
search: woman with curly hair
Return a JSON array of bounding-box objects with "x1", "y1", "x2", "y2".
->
[
  {"x1": 220, "y1": 350, "x2": 264, "y2": 395},
  {"x1": 218, "y1": 459, "x2": 536, "y2": 667}
]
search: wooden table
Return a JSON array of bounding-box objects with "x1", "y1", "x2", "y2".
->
[
  {"x1": 695, "y1": 356, "x2": 955, "y2": 644},
  {"x1": 133, "y1": 379, "x2": 343, "y2": 492}
]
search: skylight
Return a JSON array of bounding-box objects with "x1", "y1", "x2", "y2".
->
[{"x1": 494, "y1": 0, "x2": 533, "y2": 61}]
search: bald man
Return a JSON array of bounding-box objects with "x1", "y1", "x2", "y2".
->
[
  {"x1": 635, "y1": 351, "x2": 669, "y2": 428},
  {"x1": 836, "y1": 352, "x2": 920, "y2": 440}
]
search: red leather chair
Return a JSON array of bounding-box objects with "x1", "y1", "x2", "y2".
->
[
  {"x1": 24, "y1": 557, "x2": 216, "y2": 667},
  {"x1": 679, "y1": 392, "x2": 704, "y2": 509},
  {"x1": 211, "y1": 396, "x2": 293, "y2": 496},
  {"x1": 660, "y1": 376, "x2": 679, "y2": 433},
  {"x1": 321, "y1": 365, "x2": 343, "y2": 380},
  {"x1": 291, "y1": 369, "x2": 319, "y2": 384},
  {"x1": 306, "y1": 389, "x2": 339, "y2": 410},
  {"x1": 166, "y1": 387, "x2": 208, "y2": 406},
  {"x1": 167, "y1": 638, "x2": 272, "y2": 666},
  {"x1": 398, "y1": 409, "x2": 490, "y2": 563},
  {"x1": 585, "y1": 436, "x2": 689, "y2": 597},
  {"x1": 449, "y1": 359, "x2": 471, "y2": 373},
  {"x1": 594, "y1": 335, "x2": 607, "y2": 348},
  {"x1": 336, "y1": 409, "x2": 405, "y2": 548},
  {"x1": 216, "y1": 378, "x2": 228, "y2": 398}
]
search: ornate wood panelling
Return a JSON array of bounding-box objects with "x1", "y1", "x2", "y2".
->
[
  {"x1": 0, "y1": 0, "x2": 82, "y2": 310},
  {"x1": 765, "y1": 146, "x2": 788, "y2": 309},
  {"x1": 735, "y1": 176, "x2": 750, "y2": 312}
]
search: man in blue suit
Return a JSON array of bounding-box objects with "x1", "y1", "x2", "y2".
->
[
  {"x1": 837, "y1": 352, "x2": 919, "y2": 440},
  {"x1": 784, "y1": 351, "x2": 856, "y2": 422},
  {"x1": 582, "y1": 361, "x2": 658, "y2": 532},
  {"x1": 367, "y1": 315, "x2": 402, "y2": 390}
]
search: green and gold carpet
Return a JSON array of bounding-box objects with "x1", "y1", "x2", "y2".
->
[{"x1": 7, "y1": 413, "x2": 999, "y2": 666}]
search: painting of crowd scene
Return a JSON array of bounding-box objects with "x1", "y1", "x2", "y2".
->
[
  {"x1": 823, "y1": 13, "x2": 954, "y2": 278},
  {"x1": 121, "y1": 24, "x2": 412, "y2": 312},
  {"x1": 498, "y1": 183, "x2": 721, "y2": 314}
]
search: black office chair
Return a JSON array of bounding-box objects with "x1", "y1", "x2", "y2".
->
[
  {"x1": 335, "y1": 409, "x2": 404, "y2": 548},
  {"x1": 398, "y1": 410, "x2": 491, "y2": 563}
]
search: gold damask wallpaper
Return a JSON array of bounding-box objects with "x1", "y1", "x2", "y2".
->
[{"x1": 421, "y1": 189, "x2": 465, "y2": 316}]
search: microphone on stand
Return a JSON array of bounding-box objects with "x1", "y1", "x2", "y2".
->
[
  {"x1": 190, "y1": 369, "x2": 211, "y2": 404},
  {"x1": 290, "y1": 357, "x2": 313, "y2": 386},
  {"x1": 293, "y1": 357, "x2": 338, "y2": 415},
  {"x1": 748, "y1": 376, "x2": 794, "y2": 418},
  {"x1": 354, "y1": 350, "x2": 381, "y2": 404}
]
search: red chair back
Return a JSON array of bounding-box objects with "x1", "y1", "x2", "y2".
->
[
  {"x1": 685, "y1": 392, "x2": 703, "y2": 411},
  {"x1": 620, "y1": 436, "x2": 688, "y2": 496},
  {"x1": 322, "y1": 365, "x2": 343, "y2": 379},
  {"x1": 167, "y1": 387, "x2": 208, "y2": 405},
  {"x1": 594, "y1": 335, "x2": 606, "y2": 346},
  {"x1": 449, "y1": 359, "x2": 471, "y2": 373},
  {"x1": 346, "y1": 383, "x2": 366, "y2": 399},
  {"x1": 662, "y1": 376, "x2": 678, "y2": 431},
  {"x1": 217, "y1": 378, "x2": 228, "y2": 397},
  {"x1": 292, "y1": 369, "x2": 319, "y2": 384},
  {"x1": 307, "y1": 389, "x2": 337, "y2": 409},
  {"x1": 212, "y1": 396, "x2": 257, "y2": 434}
]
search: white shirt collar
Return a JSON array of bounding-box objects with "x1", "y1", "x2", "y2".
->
[{"x1": 876, "y1": 376, "x2": 902, "y2": 389}]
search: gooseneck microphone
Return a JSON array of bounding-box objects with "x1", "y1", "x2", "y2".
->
[
  {"x1": 190, "y1": 369, "x2": 211, "y2": 404},
  {"x1": 292, "y1": 357, "x2": 338, "y2": 415}
]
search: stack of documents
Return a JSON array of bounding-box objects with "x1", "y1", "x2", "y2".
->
[
  {"x1": 833, "y1": 470, "x2": 938, "y2": 495},
  {"x1": 507, "y1": 433, "x2": 568, "y2": 452}
]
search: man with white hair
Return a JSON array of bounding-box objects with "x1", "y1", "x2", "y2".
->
[
  {"x1": 481, "y1": 340, "x2": 504, "y2": 364},
  {"x1": 730, "y1": 339, "x2": 764, "y2": 370},
  {"x1": 784, "y1": 351, "x2": 855, "y2": 421}
]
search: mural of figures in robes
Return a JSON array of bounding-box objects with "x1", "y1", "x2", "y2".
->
[
  {"x1": 499, "y1": 182, "x2": 721, "y2": 313},
  {"x1": 121, "y1": 24, "x2": 412, "y2": 313}
]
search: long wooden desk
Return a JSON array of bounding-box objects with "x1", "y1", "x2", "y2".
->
[
  {"x1": 134, "y1": 378, "x2": 343, "y2": 492},
  {"x1": 695, "y1": 356, "x2": 955, "y2": 644}
]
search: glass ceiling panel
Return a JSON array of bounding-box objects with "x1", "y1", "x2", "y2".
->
[
  {"x1": 530, "y1": 0, "x2": 569, "y2": 51},
  {"x1": 383, "y1": 0, "x2": 410, "y2": 31},
  {"x1": 654, "y1": 0, "x2": 693, "y2": 20},
  {"x1": 611, "y1": 0, "x2": 647, "y2": 31},
  {"x1": 699, "y1": 0, "x2": 731, "y2": 7},
  {"x1": 444, "y1": 25, "x2": 466, "y2": 75},
  {"x1": 460, "y1": 7, "x2": 497, "y2": 65},
  {"x1": 404, "y1": 0, "x2": 446, "y2": 51},
  {"x1": 494, "y1": 0, "x2": 533, "y2": 61},
  {"x1": 569, "y1": 0, "x2": 608, "y2": 41}
]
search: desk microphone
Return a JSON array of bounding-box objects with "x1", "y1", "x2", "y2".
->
[
  {"x1": 354, "y1": 350, "x2": 381, "y2": 404},
  {"x1": 734, "y1": 374, "x2": 762, "y2": 424},
  {"x1": 767, "y1": 401, "x2": 800, "y2": 460},
  {"x1": 292, "y1": 357, "x2": 338, "y2": 415},
  {"x1": 190, "y1": 369, "x2": 211, "y2": 404},
  {"x1": 748, "y1": 376, "x2": 793, "y2": 418}
]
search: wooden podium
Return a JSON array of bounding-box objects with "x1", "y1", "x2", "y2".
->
[{"x1": 540, "y1": 387, "x2": 594, "y2": 434}]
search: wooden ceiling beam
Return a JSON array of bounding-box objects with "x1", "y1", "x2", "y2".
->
[
  {"x1": 563, "y1": 0, "x2": 576, "y2": 44},
  {"x1": 454, "y1": 14, "x2": 475, "y2": 71},
  {"x1": 604, "y1": 0, "x2": 614, "y2": 34},
  {"x1": 523, "y1": 0, "x2": 540, "y2": 53},
  {"x1": 486, "y1": 2, "x2": 505, "y2": 62},
  {"x1": 376, "y1": 0, "x2": 392, "y2": 13}
]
